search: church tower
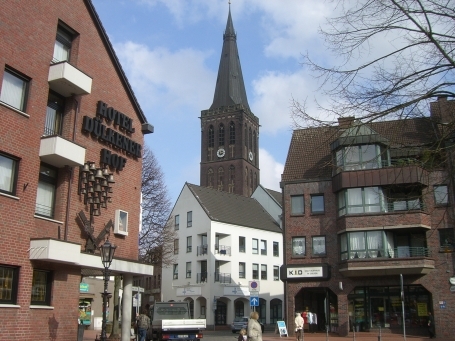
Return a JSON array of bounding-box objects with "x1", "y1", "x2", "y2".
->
[{"x1": 200, "y1": 8, "x2": 260, "y2": 197}]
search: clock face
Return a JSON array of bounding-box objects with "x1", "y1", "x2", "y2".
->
[
  {"x1": 217, "y1": 148, "x2": 225, "y2": 158},
  {"x1": 249, "y1": 151, "x2": 254, "y2": 161}
]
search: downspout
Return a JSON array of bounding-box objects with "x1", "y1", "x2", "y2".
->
[{"x1": 64, "y1": 97, "x2": 80, "y2": 240}]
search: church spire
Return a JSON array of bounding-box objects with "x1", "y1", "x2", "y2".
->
[{"x1": 209, "y1": 7, "x2": 250, "y2": 111}]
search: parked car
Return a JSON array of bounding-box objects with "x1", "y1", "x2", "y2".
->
[{"x1": 231, "y1": 317, "x2": 264, "y2": 334}]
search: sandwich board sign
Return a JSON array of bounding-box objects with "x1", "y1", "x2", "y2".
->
[{"x1": 277, "y1": 321, "x2": 288, "y2": 337}]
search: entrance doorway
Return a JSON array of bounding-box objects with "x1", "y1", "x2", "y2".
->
[
  {"x1": 370, "y1": 297, "x2": 388, "y2": 328},
  {"x1": 215, "y1": 301, "x2": 227, "y2": 325},
  {"x1": 295, "y1": 288, "x2": 337, "y2": 332}
]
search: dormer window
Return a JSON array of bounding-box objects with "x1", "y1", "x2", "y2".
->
[{"x1": 335, "y1": 144, "x2": 388, "y2": 173}]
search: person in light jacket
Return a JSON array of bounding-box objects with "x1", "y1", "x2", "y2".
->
[{"x1": 247, "y1": 311, "x2": 263, "y2": 341}]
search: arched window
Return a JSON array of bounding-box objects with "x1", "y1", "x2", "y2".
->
[
  {"x1": 250, "y1": 170, "x2": 253, "y2": 191},
  {"x1": 207, "y1": 168, "x2": 213, "y2": 188},
  {"x1": 208, "y1": 125, "x2": 214, "y2": 148},
  {"x1": 229, "y1": 122, "x2": 235, "y2": 145},
  {"x1": 244, "y1": 124, "x2": 247, "y2": 147},
  {"x1": 218, "y1": 167, "x2": 224, "y2": 191},
  {"x1": 229, "y1": 165, "x2": 235, "y2": 193},
  {"x1": 218, "y1": 124, "x2": 225, "y2": 146},
  {"x1": 254, "y1": 172, "x2": 258, "y2": 190},
  {"x1": 249, "y1": 127, "x2": 252, "y2": 150},
  {"x1": 253, "y1": 131, "x2": 257, "y2": 162}
]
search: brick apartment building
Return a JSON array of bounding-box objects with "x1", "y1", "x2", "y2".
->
[
  {"x1": 0, "y1": 1, "x2": 154, "y2": 340},
  {"x1": 281, "y1": 97, "x2": 455, "y2": 338}
]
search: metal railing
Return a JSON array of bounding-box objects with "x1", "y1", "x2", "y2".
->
[
  {"x1": 342, "y1": 246, "x2": 430, "y2": 260},
  {"x1": 214, "y1": 244, "x2": 231, "y2": 256},
  {"x1": 197, "y1": 272, "x2": 208, "y2": 283},
  {"x1": 197, "y1": 244, "x2": 208, "y2": 256},
  {"x1": 214, "y1": 272, "x2": 231, "y2": 283}
]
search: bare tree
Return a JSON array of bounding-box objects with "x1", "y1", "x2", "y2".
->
[
  {"x1": 293, "y1": 0, "x2": 455, "y2": 127},
  {"x1": 140, "y1": 146, "x2": 175, "y2": 266}
]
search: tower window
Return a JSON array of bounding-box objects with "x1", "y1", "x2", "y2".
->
[
  {"x1": 218, "y1": 167, "x2": 224, "y2": 191},
  {"x1": 230, "y1": 122, "x2": 235, "y2": 144},
  {"x1": 207, "y1": 168, "x2": 213, "y2": 188},
  {"x1": 229, "y1": 165, "x2": 235, "y2": 193},
  {"x1": 218, "y1": 123, "x2": 225, "y2": 146},
  {"x1": 244, "y1": 124, "x2": 247, "y2": 146},
  {"x1": 249, "y1": 127, "x2": 252, "y2": 150},
  {"x1": 208, "y1": 125, "x2": 214, "y2": 148}
]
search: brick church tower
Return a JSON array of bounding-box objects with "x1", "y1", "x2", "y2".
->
[{"x1": 200, "y1": 7, "x2": 260, "y2": 197}]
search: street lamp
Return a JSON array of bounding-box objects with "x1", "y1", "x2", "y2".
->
[{"x1": 100, "y1": 239, "x2": 117, "y2": 341}]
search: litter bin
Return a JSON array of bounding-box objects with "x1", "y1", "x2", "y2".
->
[{"x1": 77, "y1": 324, "x2": 85, "y2": 341}]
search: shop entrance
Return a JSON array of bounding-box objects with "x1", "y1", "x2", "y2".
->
[
  {"x1": 295, "y1": 288, "x2": 337, "y2": 332},
  {"x1": 215, "y1": 301, "x2": 227, "y2": 325},
  {"x1": 370, "y1": 297, "x2": 388, "y2": 328}
]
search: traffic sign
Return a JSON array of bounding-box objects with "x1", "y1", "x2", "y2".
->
[
  {"x1": 250, "y1": 296, "x2": 259, "y2": 307},
  {"x1": 250, "y1": 290, "x2": 259, "y2": 296},
  {"x1": 249, "y1": 281, "x2": 260, "y2": 292}
]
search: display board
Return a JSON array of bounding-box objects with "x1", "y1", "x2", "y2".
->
[{"x1": 277, "y1": 321, "x2": 288, "y2": 337}]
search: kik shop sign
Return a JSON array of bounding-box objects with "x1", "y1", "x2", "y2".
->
[
  {"x1": 280, "y1": 263, "x2": 330, "y2": 281},
  {"x1": 82, "y1": 101, "x2": 142, "y2": 171}
]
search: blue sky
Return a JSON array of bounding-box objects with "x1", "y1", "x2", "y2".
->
[{"x1": 91, "y1": 0, "x2": 333, "y2": 203}]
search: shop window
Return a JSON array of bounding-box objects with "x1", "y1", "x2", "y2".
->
[
  {"x1": 252, "y1": 263, "x2": 259, "y2": 279},
  {"x1": 434, "y1": 185, "x2": 448, "y2": 205},
  {"x1": 312, "y1": 236, "x2": 326, "y2": 256},
  {"x1": 53, "y1": 24, "x2": 74, "y2": 63},
  {"x1": 0, "y1": 265, "x2": 19, "y2": 304},
  {"x1": 261, "y1": 264, "x2": 267, "y2": 280},
  {"x1": 35, "y1": 163, "x2": 58, "y2": 218},
  {"x1": 31, "y1": 269, "x2": 52, "y2": 306},
  {"x1": 173, "y1": 264, "x2": 178, "y2": 279},
  {"x1": 0, "y1": 153, "x2": 19, "y2": 196},
  {"x1": 174, "y1": 239, "x2": 179, "y2": 255},
  {"x1": 0, "y1": 68, "x2": 30, "y2": 112},
  {"x1": 292, "y1": 237, "x2": 305, "y2": 257},
  {"x1": 187, "y1": 211, "x2": 192, "y2": 227},
  {"x1": 273, "y1": 241, "x2": 279, "y2": 257},
  {"x1": 174, "y1": 214, "x2": 179, "y2": 230},
  {"x1": 252, "y1": 238, "x2": 258, "y2": 254},
  {"x1": 291, "y1": 195, "x2": 304, "y2": 215},
  {"x1": 311, "y1": 194, "x2": 325, "y2": 213}
]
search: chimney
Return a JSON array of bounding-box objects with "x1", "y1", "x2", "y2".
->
[
  {"x1": 338, "y1": 117, "x2": 355, "y2": 129},
  {"x1": 430, "y1": 96, "x2": 455, "y2": 124}
]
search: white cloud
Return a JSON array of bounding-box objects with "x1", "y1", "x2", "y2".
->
[
  {"x1": 113, "y1": 41, "x2": 215, "y2": 113},
  {"x1": 259, "y1": 148, "x2": 284, "y2": 192}
]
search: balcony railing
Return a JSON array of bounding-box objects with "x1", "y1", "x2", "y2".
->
[
  {"x1": 214, "y1": 272, "x2": 231, "y2": 283},
  {"x1": 197, "y1": 244, "x2": 208, "y2": 256},
  {"x1": 341, "y1": 246, "x2": 430, "y2": 261},
  {"x1": 197, "y1": 272, "x2": 208, "y2": 283},
  {"x1": 215, "y1": 244, "x2": 231, "y2": 256}
]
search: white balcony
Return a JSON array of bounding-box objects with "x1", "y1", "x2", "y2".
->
[
  {"x1": 39, "y1": 135, "x2": 86, "y2": 168},
  {"x1": 48, "y1": 61, "x2": 92, "y2": 97},
  {"x1": 30, "y1": 238, "x2": 80, "y2": 264}
]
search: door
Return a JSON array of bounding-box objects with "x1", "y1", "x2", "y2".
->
[
  {"x1": 370, "y1": 297, "x2": 388, "y2": 328},
  {"x1": 215, "y1": 301, "x2": 227, "y2": 325}
]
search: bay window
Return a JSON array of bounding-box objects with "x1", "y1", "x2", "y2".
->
[
  {"x1": 335, "y1": 144, "x2": 387, "y2": 172},
  {"x1": 338, "y1": 187, "x2": 383, "y2": 216}
]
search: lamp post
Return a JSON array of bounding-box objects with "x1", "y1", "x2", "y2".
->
[{"x1": 100, "y1": 239, "x2": 117, "y2": 341}]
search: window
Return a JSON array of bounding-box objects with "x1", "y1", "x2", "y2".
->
[
  {"x1": 174, "y1": 239, "x2": 179, "y2": 255},
  {"x1": 207, "y1": 168, "x2": 213, "y2": 188},
  {"x1": 208, "y1": 125, "x2": 214, "y2": 148},
  {"x1": 218, "y1": 123, "x2": 225, "y2": 146},
  {"x1": 187, "y1": 211, "x2": 192, "y2": 227},
  {"x1": 385, "y1": 187, "x2": 422, "y2": 211},
  {"x1": 273, "y1": 242, "x2": 279, "y2": 257},
  {"x1": 439, "y1": 228, "x2": 454, "y2": 251},
  {"x1": 312, "y1": 236, "x2": 326, "y2": 256},
  {"x1": 0, "y1": 68, "x2": 29, "y2": 112},
  {"x1": 239, "y1": 262, "x2": 245, "y2": 278},
  {"x1": 252, "y1": 239, "x2": 258, "y2": 254},
  {"x1": 174, "y1": 215, "x2": 180, "y2": 230},
  {"x1": 261, "y1": 264, "x2": 267, "y2": 280},
  {"x1": 291, "y1": 195, "x2": 304, "y2": 215},
  {"x1": 311, "y1": 194, "x2": 325, "y2": 213},
  {"x1": 0, "y1": 265, "x2": 19, "y2": 304},
  {"x1": 53, "y1": 25, "x2": 73, "y2": 63},
  {"x1": 434, "y1": 185, "x2": 448, "y2": 205},
  {"x1": 173, "y1": 264, "x2": 178, "y2": 279},
  {"x1": 337, "y1": 187, "x2": 383, "y2": 216},
  {"x1": 273, "y1": 266, "x2": 279, "y2": 281},
  {"x1": 186, "y1": 262, "x2": 191, "y2": 278},
  {"x1": 230, "y1": 122, "x2": 235, "y2": 144},
  {"x1": 44, "y1": 92, "x2": 65, "y2": 136},
  {"x1": 228, "y1": 165, "x2": 235, "y2": 193},
  {"x1": 260, "y1": 240, "x2": 267, "y2": 255},
  {"x1": 186, "y1": 236, "x2": 192, "y2": 253},
  {"x1": 218, "y1": 167, "x2": 224, "y2": 191},
  {"x1": 35, "y1": 164, "x2": 58, "y2": 218},
  {"x1": 0, "y1": 153, "x2": 19, "y2": 195},
  {"x1": 31, "y1": 269, "x2": 52, "y2": 305},
  {"x1": 292, "y1": 237, "x2": 305, "y2": 257},
  {"x1": 252, "y1": 264, "x2": 259, "y2": 279},
  {"x1": 239, "y1": 236, "x2": 245, "y2": 252},
  {"x1": 336, "y1": 144, "x2": 384, "y2": 172}
]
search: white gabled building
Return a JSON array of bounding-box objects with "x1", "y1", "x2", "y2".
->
[{"x1": 161, "y1": 183, "x2": 284, "y2": 328}]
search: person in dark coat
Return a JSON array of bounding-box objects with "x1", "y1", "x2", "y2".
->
[{"x1": 428, "y1": 311, "x2": 435, "y2": 339}]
